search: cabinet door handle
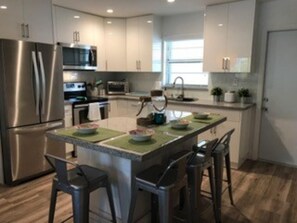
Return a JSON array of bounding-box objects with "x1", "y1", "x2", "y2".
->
[
  {"x1": 26, "y1": 24, "x2": 29, "y2": 38},
  {"x1": 77, "y1": 31, "x2": 80, "y2": 42},
  {"x1": 139, "y1": 60, "x2": 141, "y2": 71},
  {"x1": 136, "y1": 61, "x2": 138, "y2": 70},
  {"x1": 106, "y1": 60, "x2": 108, "y2": 70},
  {"x1": 21, "y1": 23, "x2": 26, "y2": 38},
  {"x1": 226, "y1": 57, "x2": 230, "y2": 71},
  {"x1": 73, "y1": 31, "x2": 76, "y2": 42}
]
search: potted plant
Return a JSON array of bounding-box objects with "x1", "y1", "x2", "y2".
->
[
  {"x1": 238, "y1": 88, "x2": 251, "y2": 104},
  {"x1": 211, "y1": 87, "x2": 223, "y2": 102}
]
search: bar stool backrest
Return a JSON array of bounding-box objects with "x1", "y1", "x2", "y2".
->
[
  {"x1": 217, "y1": 128, "x2": 235, "y2": 148},
  {"x1": 189, "y1": 138, "x2": 218, "y2": 164},
  {"x1": 45, "y1": 154, "x2": 88, "y2": 186},
  {"x1": 156, "y1": 151, "x2": 193, "y2": 188}
]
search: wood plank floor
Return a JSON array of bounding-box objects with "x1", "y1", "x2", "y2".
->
[{"x1": 1, "y1": 159, "x2": 297, "y2": 223}]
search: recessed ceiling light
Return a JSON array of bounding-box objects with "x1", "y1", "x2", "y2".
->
[
  {"x1": 107, "y1": 9, "x2": 113, "y2": 14},
  {"x1": 74, "y1": 15, "x2": 80, "y2": 19},
  {"x1": 147, "y1": 20, "x2": 152, "y2": 24},
  {"x1": 167, "y1": 0, "x2": 175, "y2": 3},
  {"x1": 218, "y1": 23, "x2": 223, "y2": 27},
  {"x1": 107, "y1": 21, "x2": 112, "y2": 24},
  {"x1": 0, "y1": 5, "x2": 7, "y2": 9}
]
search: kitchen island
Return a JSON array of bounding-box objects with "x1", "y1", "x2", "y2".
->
[{"x1": 47, "y1": 111, "x2": 226, "y2": 223}]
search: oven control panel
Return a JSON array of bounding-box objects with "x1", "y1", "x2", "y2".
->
[{"x1": 64, "y1": 82, "x2": 86, "y2": 92}]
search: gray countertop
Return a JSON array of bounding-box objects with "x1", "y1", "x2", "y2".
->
[
  {"x1": 106, "y1": 94, "x2": 255, "y2": 110},
  {"x1": 47, "y1": 111, "x2": 226, "y2": 161}
]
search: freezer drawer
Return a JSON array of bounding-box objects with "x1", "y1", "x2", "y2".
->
[{"x1": 6, "y1": 121, "x2": 65, "y2": 183}]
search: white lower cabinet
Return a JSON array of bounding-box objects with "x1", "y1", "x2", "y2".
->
[
  {"x1": 108, "y1": 100, "x2": 118, "y2": 118},
  {"x1": 64, "y1": 105, "x2": 74, "y2": 155},
  {"x1": 169, "y1": 102, "x2": 254, "y2": 168}
]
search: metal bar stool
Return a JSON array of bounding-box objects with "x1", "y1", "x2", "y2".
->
[
  {"x1": 186, "y1": 138, "x2": 219, "y2": 222},
  {"x1": 45, "y1": 154, "x2": 117, "y2": 223},
  {"x1": 198, "y1": 128, "x2": 235, "y2": 223},
  {"x1": 128, "y1": 150, "x2": 193, "y2": 223}
]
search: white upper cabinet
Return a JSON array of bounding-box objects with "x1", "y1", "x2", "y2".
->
[
  {"x1": 54, "y1": 6, "x2": 104, "y2": 46},
  {"x1": 203, "y1": 0, "x2": 256, "y2": 73},
  {"x1": 54, "y1": 6, "x2": 105, "y2": 71},
  {"x1": 104, "y1": 18, "x2": 126, "y2": 71},
  {"x1": 126, "y1": 15, "x2": 162, "y2": 72},
  {"x1": 0, "y1": 0, "x2": 53, "y2": 44}
]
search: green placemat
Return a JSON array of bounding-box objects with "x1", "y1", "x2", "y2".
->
[
  {"x1": 154, "y1": 122, "x2": 207, "y2": 136},
  {"x1": 103, "y1": 133, "x2": 177, "y2": 154},
  {"x1": 56, "y1": 127, "x2": 125, "y2": 143},
  {"x1": 184, "y1": 114, "x2": 224, "y2": 124}
]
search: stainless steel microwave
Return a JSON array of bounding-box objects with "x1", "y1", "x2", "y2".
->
[
  {"x1": 58, "y1": 43, "x2": 97, "y2": 71},
  {"x1": 107, "y1": 81, "x2": 129, "y2": 95}
]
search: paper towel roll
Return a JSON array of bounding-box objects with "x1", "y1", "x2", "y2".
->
[{"x1": 154, "y1": 81, "x2": 162, "y2": 90}]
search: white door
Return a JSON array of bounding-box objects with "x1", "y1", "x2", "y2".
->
[{"x1": 259, "y1": 30, "x2": 297, "y2": 166}]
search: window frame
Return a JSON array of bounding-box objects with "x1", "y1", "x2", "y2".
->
[{"x1": 163, "y1": 39, "x2": 208, "y2": 89}]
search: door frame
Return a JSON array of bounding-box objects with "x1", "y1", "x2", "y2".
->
[{"x1": 252, "y1": 25, "x2": 297, "y2": 160}]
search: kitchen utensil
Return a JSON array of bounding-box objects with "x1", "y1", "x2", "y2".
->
[
  {"x1": 170, "y1": 119, "x2": 190, "y2": 129},
  {"x1": 76, "y1": 123, "x2": 99, "y2": 134},
  {"x1": 192, "y1": 112, "x2": 210, "y2": 119},
  {"x1": 129, "y1": 129, "x2": 155, "y2": 142}
]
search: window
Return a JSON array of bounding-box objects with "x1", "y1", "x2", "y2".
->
[{"x1": 164, "y1": 39, "x2": 208, "y2": 87}]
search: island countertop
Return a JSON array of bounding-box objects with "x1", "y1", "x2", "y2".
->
[{"x1": 47, "y1": 111, "x2": 226, "y2": 161}]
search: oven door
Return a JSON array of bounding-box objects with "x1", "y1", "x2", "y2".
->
[{"x1": 73, "y1": 103, "x2": 109, "y2": 125}]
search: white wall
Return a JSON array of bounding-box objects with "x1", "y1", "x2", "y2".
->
[{"x1": 251, "y1": 0, "x2": 297, "y2": 159}]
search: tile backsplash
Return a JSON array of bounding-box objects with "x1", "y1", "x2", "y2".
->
[{"x1": 64, "y1": 71, "x2": 257, "y2": 102}]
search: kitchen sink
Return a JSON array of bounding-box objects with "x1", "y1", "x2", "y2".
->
[{"x1": 167, "y1": 97, "x2": 198, "y2": 102}]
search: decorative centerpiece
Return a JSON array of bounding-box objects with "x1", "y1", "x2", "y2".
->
[
  {"x1": 136, "y1": 90, "x2": 168, "y2": 126},
  {"x1": 211, "y1": 87, "x2": 223, "y2": 102},
  {"x1": 238, "y1": 88, "x2": 251, "y2": 104}
]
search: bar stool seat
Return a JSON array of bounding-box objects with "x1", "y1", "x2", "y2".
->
[
  {"x1": 128, "y1": 150, "x2": 193, "y2": 223},
  {"x1": 45, "y1": 154, "x2": 117, "y2": 223}
]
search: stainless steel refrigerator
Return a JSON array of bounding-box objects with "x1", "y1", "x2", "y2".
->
[{"x1": 0, "y1": 39, "x2": 65, "y2": 185}]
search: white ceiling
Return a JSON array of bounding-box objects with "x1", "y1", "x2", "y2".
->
[{"x1": 53, "y1": 0, "x2": 238, "y2": 18}]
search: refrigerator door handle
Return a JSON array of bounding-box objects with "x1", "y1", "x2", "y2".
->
[
  {"x1": 13, "y1": 122, "x2": 64, "y2": 134},
  {"x1": 32, "y1": 51, "x2": 40, "y2": 116},
  {"x1": 38, "y1": 52, "x2": 46, "y2": 115}
]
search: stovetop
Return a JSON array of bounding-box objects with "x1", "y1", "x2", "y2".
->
[
  {"x1": 66, "y1": 96, "x2": 108, "y2": 105},
  {"x1": 64, "y1": 82, "x2": 108, "y2": 105}
]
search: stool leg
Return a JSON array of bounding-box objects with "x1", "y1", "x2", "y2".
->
[
  {"x1": 128, "y1": 183, "x2": 138, "y2": 223},
  {"x1": 213, "y1": 151, "x2": 224, "y2": 223},
  {"x1": 48, "y1": 180, "x2": 58, "y2": 223},
  {"x1": 151, "y1": 194, "x2": 158, "y2": 223},
  {"x1": 72, "y1": 190, "x2": 89, "y2": 223},
  {"x1": 225, "y1": 152, "x2": 234, "y2": 205},
  {"x1": 208, "y1": 166, "x2": 219, "y2": 223},
  {"x1": 106, "y1": 181, "x2": 117, "y2": 223},
  {"x1": 158, "y1": 190, "x2": 173, "y2": 223},
  {"x1": 182, "y1": 183, "x2": 192, "y2": 223}
]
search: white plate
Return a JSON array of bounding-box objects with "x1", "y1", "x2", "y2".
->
[
  {"x1": 76, "y1": 124, "x2": 99, "y2": 134},
  {"x1": 192, "y1": 112, "x2": 209, "y2": 119},
  {"x1": 129, "y1": 129, "x2": 155, "y2": 142},
  {"x1": 170, "y1": 119, "x2": 190, "y2": 129}
]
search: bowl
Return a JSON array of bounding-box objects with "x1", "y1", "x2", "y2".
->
[
  {"x1": 129, "y1": 129, "x2": 155, "y2": 142},
  {"x1": 170, "y1": 119, "x2": 190, "y2": 129},
  {"x1": 192, "y1": 112, "x2": 210, "y2": 119},
  {"x1": 76, "y1": 123, "x2": 99, "y2": 134}
]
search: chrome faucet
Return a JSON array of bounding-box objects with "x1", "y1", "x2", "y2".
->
[{"x1": 172, "y1": 76, "x2": 184, "y2": 100}]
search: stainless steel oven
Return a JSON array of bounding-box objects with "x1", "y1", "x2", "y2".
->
[{"x1": 73, "y1": 102, "x2": 109, "y2": 125}]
